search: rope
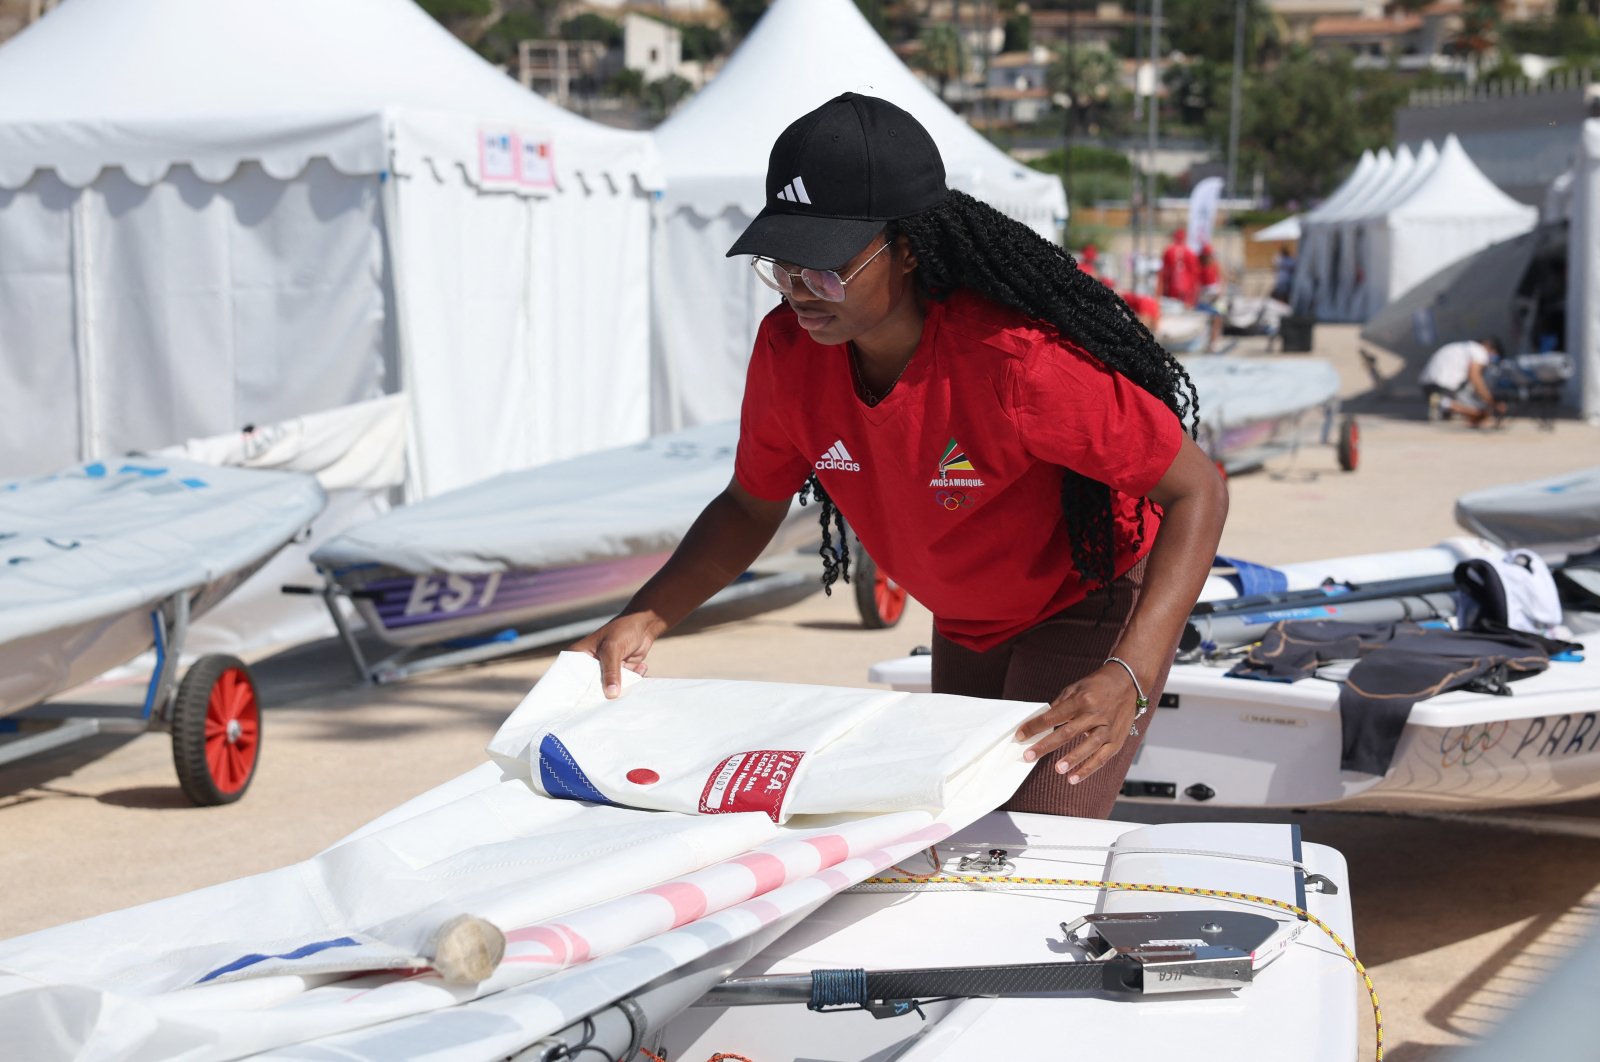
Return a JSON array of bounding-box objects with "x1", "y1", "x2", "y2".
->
[
  {"x1": 808, "y1": 967, "x2": 869, "y2": 1010},
  {"x1": 639, "y1": 1053, "x2": 755, "y2": 1062},
  {"x1": 862, "y1": 875, "x2": 1383, "y2": 1062}
]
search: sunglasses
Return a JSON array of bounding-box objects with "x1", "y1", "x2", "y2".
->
[{"x1": 750, "y1": 240, "x2": 892, "y2": 303}]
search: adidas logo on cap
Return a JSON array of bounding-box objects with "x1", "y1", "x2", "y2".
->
[
  {"x1": 814, "y1": 440, "x2": 860, "y2": 472},
  {"x1": 776, "y1": 175, "x2": 812, "y2": 205}
]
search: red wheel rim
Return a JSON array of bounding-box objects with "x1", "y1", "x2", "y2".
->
[
  {"x1": 1345, "y1": 422, "x2": 1360, "y2": 469},
  {"x1": 874, "y1": 570, "x2": 908, "y2": 625},
  {"x1": 204, "y1": 667, "x2": 259, "y2": 795}
]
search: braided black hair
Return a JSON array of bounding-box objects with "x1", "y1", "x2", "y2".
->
[{"x1": 803, "y1": 189, "x2": 1200, "y2": 597}]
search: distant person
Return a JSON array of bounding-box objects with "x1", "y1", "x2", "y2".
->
[
  {"x1": 1076, "y1": 243, "x2": 1100, "y2": 278},
  {"x1": 1270, "y1": 246, "x2": 1296, "y2": 304},
  {"x1": 1159, "y1": 228, "x2": 1199, "y2": 307},
  {"x1": 1195, "y1": 244, "x2": 1226, "y2": 352},
  {"x1": 1419, "y1": 337, "x2": 1506, "y2": 428}
]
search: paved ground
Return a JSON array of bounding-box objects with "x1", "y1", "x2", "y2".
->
[{"x1": 3, "y1": 324, "x2": 1598, "y2": 1059}]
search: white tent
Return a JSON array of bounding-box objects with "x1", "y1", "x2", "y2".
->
[
  {"x1": 1288, "y1": 149, "x2": 1380, "y2": 316},
  {"x1": 0, "y1": 0, "x2": 663, "y2": 499},
  {"x1": 649, "y1": 0, "x2": 1069, "y2": 431},
  {"x1": 1565, "y1": 121, "x2": 1600, "y2": 420},
  {"x1": 1318, "y1": 145, "x2": 1415, "y2": 321},
  {"x1": 1351, "y1": 139, "x2": 1439, "y2": 321},
  {"x1": 1373, "y1": 135, "x2": 1537, "y2": 327}
]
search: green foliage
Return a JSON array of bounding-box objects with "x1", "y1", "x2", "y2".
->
[
  {"x1": 474, "y1": 9, "x2": 549, "y2": 67},
  {"x1": 1066, "y1": 217, "x2": 1116, "y2": 253},
  {"x1": 677, "y1": 22, "x2": 725, "y2": 62},
  {"x1": 1237, "y1": 50, "x2": 1411, "y2": 204},
  {"x1": 1003, "y1": 12, "x2": 1032, "y2": 53},
  {"x1": 417, "y1": 0, "x2": 493, "y2": 23},
  {"x1": 1162, "y1": 0, "x2": 1279, "y2": 65},
  {"x1": 1028, "y1": 145, "x2": 1133, "y2": 178},
  {"x1": 1502, "y1": 13, "x2": 1600, "y2": 61},
  {"x1": 914, "y1": 23, "x2": 968, "y2": 101},
  {"x1": 1050, "y1": 42, "x2": 1125, "y2": 136},
  {"x1": 606, "y1": 67, "x2": 645, "y2": 100},
  {"x1": 723, "y1": 0, "x2": 770, "y2": 39},
  {"x1": 560, "y1": 13, "x2": 622, "y2": 48},
  {"x1": 644, "y1": 74, "x2": 695, "y2": 118},
  {"x1": 854, "y1": 0, "x2": 890, "y2": 40},
  {"x1": 1029, "y1": 146, "x2": 1138, "y2": 208}
]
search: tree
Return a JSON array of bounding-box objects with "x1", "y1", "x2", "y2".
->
[
  {"x1": 644, "y1": 74, "x2": 694, "y2": 118},
  {"x1": 1236, "y1": 50, "x2": 1410, "y2": 204},
  {"x1": 560, "y1": 13, "x2": 622, "y2": 48},
  {"x1": 1049, "y1": 42, "x2": 1121, "y2": 137},
  {"x1": 416, "y1": 0, "x2": 494, "y2": 43},
  {"x1": 1003, "y1": 10, "x2": 1031, "y2": 53},
  {"x1": 1449, "y1": 2, "x2": 1499, "y2": 75},
  {"x1": 723, "y1": 0, "x2": 770, "y2": 39},
  {"x1": 914, "y1": 23, "x2": 968, "y2": 102},
  {"x1": 677, "y1": 22, "x2": 725, "y2": 63},
  {"x1": 1162, "y1": 0, "x2": 1279, "y2": 65}
]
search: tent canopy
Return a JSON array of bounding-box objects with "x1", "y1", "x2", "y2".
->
[
  {"x1": 0, "y1": 0, "x2": 661, "y2": 193},
  {"x1": 654, "y1": 0, "x2": 1064, "y2": 227}
]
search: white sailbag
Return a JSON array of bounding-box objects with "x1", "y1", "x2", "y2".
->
[{"x1": 0, "y1": 654, "x2": 1038, "y2": 1061}]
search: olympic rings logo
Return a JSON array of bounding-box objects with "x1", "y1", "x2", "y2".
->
[
  {"x1": 935, "y1": 490, "x2": 979, "y2": 510},
  {"x1": 1439, "y1": 721, "x2": 1509, "y2": 768}
]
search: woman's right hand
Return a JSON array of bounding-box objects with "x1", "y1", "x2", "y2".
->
[{"x1": 570, "y1": 609, "x2": 668, "y2": 698}]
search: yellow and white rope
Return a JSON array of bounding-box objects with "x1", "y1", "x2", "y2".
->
[{"x1": 862, "y1": 874, "x2": 1383, "y2": 1062}]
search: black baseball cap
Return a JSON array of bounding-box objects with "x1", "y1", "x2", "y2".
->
[{"x1": 726, "y1": 93, "x2": 948, "y2": 269}]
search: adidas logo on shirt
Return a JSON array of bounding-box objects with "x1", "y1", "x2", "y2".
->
[
  {"x1": 815, "y1": 440, "x2": 861, "y2": 472},
  {"x1": 776, "y1": 175, "x2": 812, "y2": 205}
]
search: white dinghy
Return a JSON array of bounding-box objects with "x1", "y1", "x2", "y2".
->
[
  {"x1": 0, "y1": 459, "x2": 325, "y2": 804},
  {"x1": 871, "y1": 470, "x2": 1600, "y2": 812},
  {"x1": 306, "y1": 421, "x2": 906, "y2": 684},
  {"x1": 0, "y1": 654, "x2": 1369, "y2": 1061}
]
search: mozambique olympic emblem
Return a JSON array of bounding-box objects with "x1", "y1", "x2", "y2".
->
[{"x1": 936, "y1": 490, "x2": 979, "y2": 510}]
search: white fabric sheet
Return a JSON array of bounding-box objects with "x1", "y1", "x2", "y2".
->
[{"x1": 0, "y1": 653, "x2": 1037, "y2": 1061}]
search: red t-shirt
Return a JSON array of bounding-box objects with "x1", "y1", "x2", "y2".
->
[{"x1": 734, "y1": 291, "x2": 1184, "y2": 651}]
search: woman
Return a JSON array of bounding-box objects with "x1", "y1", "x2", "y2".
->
[{"x1": 575, "y1": 94, "x2": 1227, "y2": 818}]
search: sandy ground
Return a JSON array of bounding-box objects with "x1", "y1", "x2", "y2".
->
[{"x1": 4, "y1": 323, "x2": 1600, "y2": 1060}]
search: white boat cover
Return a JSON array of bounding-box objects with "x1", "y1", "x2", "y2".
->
[
  {"x1": 0, "y1": 458, "x2": 326, "y2": 647},
  {"x1": 312, "y1": 421, "x2": 767, "y2": 576},
  {"x1": 0, "y1": 653, "x2": 1037, "y2": 1061},
  {"x1": 1181, "y1": 356, "x2": 1341, "y2": 430},
  {"x1": 1455, "y1": 466, "x2": 1600, "y2": 549}
]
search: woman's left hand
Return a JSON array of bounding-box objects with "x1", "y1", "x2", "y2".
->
[{"x1": 1014, "y1": 663, "x2": 1141, "y2": 784}]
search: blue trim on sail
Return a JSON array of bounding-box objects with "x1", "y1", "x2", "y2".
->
[
  {"x1": 538, "y1": 733, "x2": 613, "y2": 805},
  {"x1": 198, "y1": 936, "x2": 362, "y2": 983}
]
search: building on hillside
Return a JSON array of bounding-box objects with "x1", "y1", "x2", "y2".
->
[
  {"x1": 572, "y1": 0, "x2": 716, "y2": 15},
  {"x1": 623, "y1": 12, "x2": 703, "y2": 86},
  {"x1": 985, "y1": 47, "x2": 1054, "y2": 126},
  {"x1": 519, "y1": 38, "x2": 610, "y2": 106},
  {"x1": 1268, "y1": 0, "x2": 1382, "y2": 47}
]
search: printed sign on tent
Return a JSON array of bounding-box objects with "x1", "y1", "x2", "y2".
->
[
  {"x1": 479, "y1": 130, "x2": 518, "y2": 184},
  {"x1": 519, "y1": 134, "x2": 555, "y2": 189}
]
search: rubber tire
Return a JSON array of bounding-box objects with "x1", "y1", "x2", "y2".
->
[
  {"x1": 171, "y1": 654, "x2": 262, "y2": 806},
  {"x1": 853, "y1": 546, "x2": 908, "y2": 630},
  {"x1": 1336, "y1": 416, "x2": 1360, "y2": 472}
]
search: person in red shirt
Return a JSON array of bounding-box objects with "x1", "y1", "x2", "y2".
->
[
  {"x1": 1159, "y1": 228, "x2": 1199, "y2": 306},
  {"x1": 575, "y1": 94, "x2": 1227, "y2": 819}
]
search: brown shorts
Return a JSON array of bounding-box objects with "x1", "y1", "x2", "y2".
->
[{"x1": 930, "y1": 558, "x2": 1170, "y2": 819}]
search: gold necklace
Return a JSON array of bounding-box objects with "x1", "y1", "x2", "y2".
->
[{"x1": 850, "y1": 343, "x2": 911, "y2": 406}]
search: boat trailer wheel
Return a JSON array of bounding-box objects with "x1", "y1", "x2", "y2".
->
[
  {"x1": 1336, "y1": 415, "x2": 1360, "y2": 472},
  {"x1": 853, "y1": 546, "x2": 907, "y2": 630},
  {"x1": 171, "y1": 654, "x2": 262, "y2": 806}
]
